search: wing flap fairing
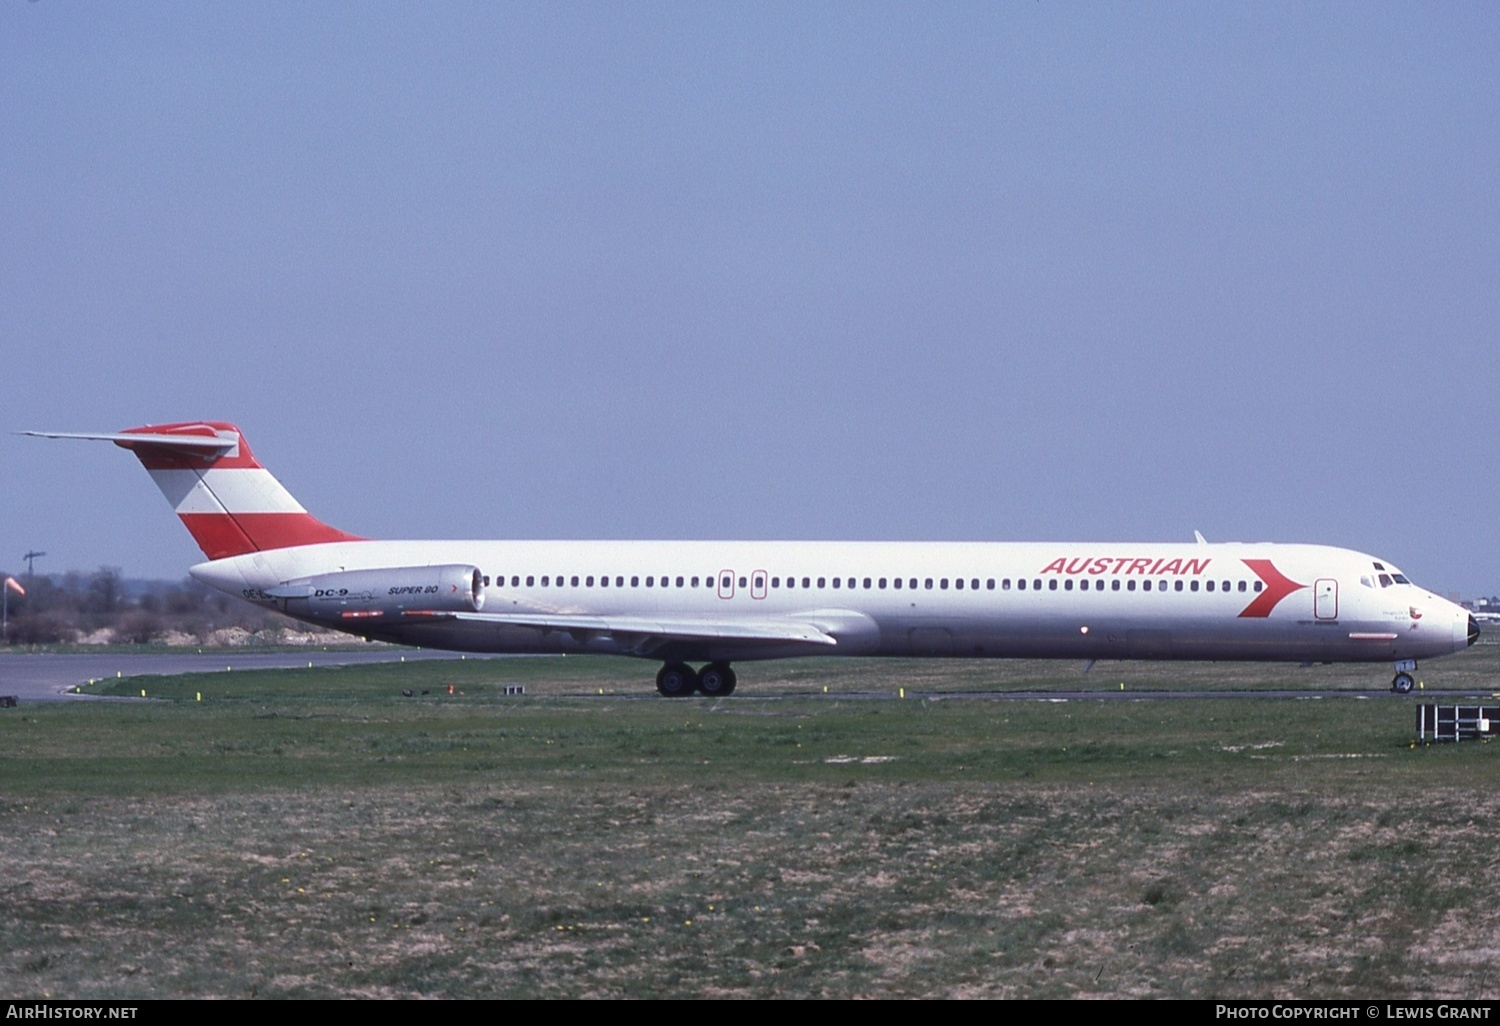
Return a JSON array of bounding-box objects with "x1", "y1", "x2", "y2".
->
[{"x1": 445, "y1": 610, "x2": 839, "y2": 647}]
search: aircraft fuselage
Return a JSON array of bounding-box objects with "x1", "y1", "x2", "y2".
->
[{"x1": 191, "y1": 538, "x2": 1474, "y2": 667}]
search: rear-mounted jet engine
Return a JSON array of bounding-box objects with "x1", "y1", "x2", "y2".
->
[{"x1": 266, "y1": 564, "x2": 484, "y2": 622}]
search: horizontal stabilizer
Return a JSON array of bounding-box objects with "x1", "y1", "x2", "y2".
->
[{"x1": 21, "y1": 430, "x2": 237, "y2": 458}]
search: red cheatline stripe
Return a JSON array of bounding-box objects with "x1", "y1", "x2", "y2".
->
[{"x1": 1237, "y1": 559, "x2": 1307, "y2": 618}]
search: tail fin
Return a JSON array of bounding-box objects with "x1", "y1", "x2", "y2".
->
[{"x1": 26, "y1": 422, "x2": 362, "y2": 560}]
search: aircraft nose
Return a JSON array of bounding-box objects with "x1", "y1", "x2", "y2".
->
[{"x1": 1469, "y1": 615, "x2": 1481, "y2": 648}]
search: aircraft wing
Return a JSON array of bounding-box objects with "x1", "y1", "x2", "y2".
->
[{"x1": 443, "y1": 610, "x2": 840, "y2": 647}]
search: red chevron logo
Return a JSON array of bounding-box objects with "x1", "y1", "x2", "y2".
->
[{"x1": 1238, "y1": 559, "x2": 1307, "y2": 618}]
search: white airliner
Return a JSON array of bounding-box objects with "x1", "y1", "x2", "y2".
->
[{"x1": 28, "y1": 422, "x2": 1479, "y2": 696}]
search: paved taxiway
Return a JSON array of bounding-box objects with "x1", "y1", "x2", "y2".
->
[
  {"x1": 2, "y1": 652, "x2": 1492, "y2": 704},
  {"x1": 0, "y1": 649, "x2": 510, "y2": 702}
]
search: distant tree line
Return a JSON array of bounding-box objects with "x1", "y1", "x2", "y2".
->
[{"x1": 0, "y1": 568, "x2": 338, "y2": 646}]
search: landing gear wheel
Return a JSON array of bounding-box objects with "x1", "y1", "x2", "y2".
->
[
  {"x1": 698, "y1": 663, "x2": 737, "y2": 697},
  {"x1": 656, "y1": 663, "x2": 699, "y2": 698},
  {"x1": 1392, "y1": 672, "x2": 1415, "y2": 694}
]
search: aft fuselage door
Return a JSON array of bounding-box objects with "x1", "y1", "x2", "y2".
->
[{"x1": 1315, "y1": 578, "x2": 1339, "y2": 620}]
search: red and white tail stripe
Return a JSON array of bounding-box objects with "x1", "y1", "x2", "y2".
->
[{"x1": 114, "y1": 422, "x2": 362, "y2": 560}]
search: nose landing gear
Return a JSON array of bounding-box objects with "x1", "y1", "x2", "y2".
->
[{"x1": 1391, "y1": 659, "x2": 1417, "y2": 694}]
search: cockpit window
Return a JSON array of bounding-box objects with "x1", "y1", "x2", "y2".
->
[
  {"x1": 1360, "y1": 575, "x2": 1375, "y2": 588},
  {"x1": 1392, "y1": 574, "x2": 1410, "y2": 584},
  {"x1": 1378, "y1": 574, "x2": 1393, "y2": 587}
]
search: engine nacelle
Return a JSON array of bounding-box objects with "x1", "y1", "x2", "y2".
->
[{"x1": 268, "y1": 564, "x2": 485, "y2": 621}]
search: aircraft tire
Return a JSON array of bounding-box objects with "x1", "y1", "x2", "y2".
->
[
  {"x1": 698, "y1": 663, "x2": 737, "y2": 697},
  {"x1": 1392, "y1": 672, "x2": 1415, "y2": 694},
  {"x1": 656, "y1": 663, "x2": 699, "y2": 698}
]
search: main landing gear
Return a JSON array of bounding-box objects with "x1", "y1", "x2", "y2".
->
[
  {"x1": 1391, "y1": 659, "x2": 1417, "y2": 694},
  {"x1": 656, "y1": 661, "x2": 737, "y2": 698}
]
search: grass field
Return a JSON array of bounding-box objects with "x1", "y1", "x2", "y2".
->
[{"x1": 2, "y1": 642, "x2": 1499, "y2": 998}]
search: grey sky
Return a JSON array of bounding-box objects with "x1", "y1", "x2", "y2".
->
[{"x1": 3, "y1": 3, "x2": 1496, "y2": 596}]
